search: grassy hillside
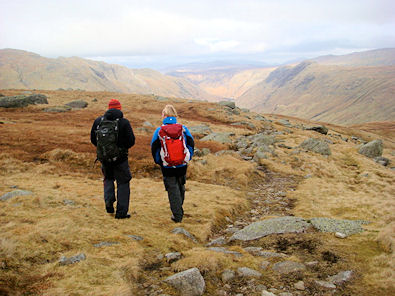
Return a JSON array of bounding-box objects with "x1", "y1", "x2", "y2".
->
[
  {"x1": 0, "y1": 49, "x2": 215, "y2": 101},
  {"x1": 237, "y1": 62, "x2": 395, "y2": 125},
  {"x1": 0, "y1": 90, "x2": 394, "y2": 295}
]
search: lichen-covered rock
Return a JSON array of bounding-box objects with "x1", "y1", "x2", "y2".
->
[
  {"x1": 43, "y1": 105, "x2": 72, "y2": 113},
  {"x1": 299, "y1": 138, "x2": 331, "y2": 155},
  {"x1": 165, "y1": 252, "x2": 182, "y2": 263},
  {"x1": 374, "y1": 156, "x2": 390, "y2": 166},
  {"x1": 189, "y1": 125, "x2": 212, "y2": 136},
  {"x1": 59, "y1": 253, "x2": 86, "y2": 265},
  {"x1": 230, "y1": 216, "x2": 310, "y2": 241},
  {"x1": 0, "y1": 190, "x2": 33, "y2": 201},
  {"x1": 358, "y1": 139, "x2": 383, "y2": 158},
  {"x1": 65, "y1": 100, "x2": 88, "y2": 109},
  {"x1": 272, "y1": 261, "x2": 306, "y2": 274},
  {"x1": 171, "y1": 227, "x2": 198, "y2": 243},
  {"x1": 306, "y1": 125, "x2": 328, "y2": 135},
  {"x1": 164, "y1": 268, "x2": 205, "y2": 296},
  {"x1": 310, "y1": 217, "x2": 369, "y2": 236},
  {"x1": 221, "y1": 269, "x2": 235, "y2": 282},
  {"x1": 200, "y1": 132, "x2": 233, "y2": 144},
  {"x1": 327, "y1": 270, "x2": 353, "y2": 285},
  {"x1": 237, "y1": 267, "x2": 262, "y2": 278},
  {"x1": 219, "y1": 101, "x2": 236, "y2": 109},
  {"x1": 0, "y1": 94, "x2": 48, "y2": 108}
]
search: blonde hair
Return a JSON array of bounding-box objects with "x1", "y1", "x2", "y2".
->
[{"x1": 162, "y1": 105, "x2": 178, "y2": 117}]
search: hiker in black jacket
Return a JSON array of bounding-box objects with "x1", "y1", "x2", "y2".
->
[{"x1": 90, "y1": 99, "x2": 135, "y2": 219}]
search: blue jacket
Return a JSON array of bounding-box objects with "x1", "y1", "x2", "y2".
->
[{"x1": 151, "y1": 116, "x2": 194, "y2": 168}]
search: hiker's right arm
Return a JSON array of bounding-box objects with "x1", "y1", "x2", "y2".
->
[
  {"x1": 150, "y1": 128, "x2": 162, "y2": 165},
  {"x1": 90, "y1": 118, "x2": 100, "y2": 146}
]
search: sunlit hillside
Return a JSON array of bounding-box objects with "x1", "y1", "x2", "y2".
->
[
  {"x1": 0, "y1": 49, "x2": 216, "y2": 101},
  {"x1": 0, "y1": 89, "x2": 394, "y2": 296}
]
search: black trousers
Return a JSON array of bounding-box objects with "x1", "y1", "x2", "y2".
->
[
  {"x1": 101, "y1": 159, "x2": 132, "y2": 216},
  {"x1": 163, "y1": 175, "x2": 186, "y2": 222}
]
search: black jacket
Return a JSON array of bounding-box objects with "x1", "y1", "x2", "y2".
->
[{"x1": 91, "y1": 109, "x2": 135, "y2": 162}]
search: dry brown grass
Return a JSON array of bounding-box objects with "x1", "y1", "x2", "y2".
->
[{"x1": 0, "y1": 89, "x2": 394, "y2": 295}]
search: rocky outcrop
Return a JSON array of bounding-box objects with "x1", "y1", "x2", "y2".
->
[
  {"x1": 65, "y1": 100, "x2": 88, "y2": 109},
  {"x1": 0, "y1": 190, "x2": 33, "y2": 201},
  {"x1": 171, "y1": 227, "x2": 198, "y2": 243},
  {"x1": 310, "y1": 218, "x2": 369, "y2": 237},
  {"x1": 230, "y1": 216, "x2": 310, "y2": 241},
  {"x1": 358, "y1": 140, "x2": 383, "y2": 158},
  {"x1": 164, "y1": 268, "x2": 205, "y2": 296},
  {"x1": 200, "y1": 132, "x2": 233, "y2": 144},
  {"x1": 272, "y1": 261, "x2": 306, "y2": 274},
  {"x1": 0, "y1": 94, "x2": 48, "y2": 108},
  {"x1": 59, "y1": 253, "x2": 86, "y2": 265},
  {"x1": 299, "y1": 138, "x2": 331, "y2": 155},
  {"x1": 305, "y1": 125, "x2": 328, "y2": 135}
]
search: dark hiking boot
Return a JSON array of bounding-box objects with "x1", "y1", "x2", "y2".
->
[
  {"x1": 106, "y1": 204, "x2": 115, "y2": 213},
  {"x1": 115, "y1": 213, "x2": 131, "y2": 219}
]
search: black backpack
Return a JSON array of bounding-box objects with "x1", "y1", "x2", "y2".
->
[{"x1": 95, "y1": 117, "x2": 121, "y2": 163}]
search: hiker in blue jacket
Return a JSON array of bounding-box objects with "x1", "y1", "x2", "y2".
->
[{"x1": 151, "y1": 105, "x2": 194, "y2": 223}]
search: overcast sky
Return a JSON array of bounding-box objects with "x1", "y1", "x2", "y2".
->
[{"x1": 1, "y1": 0, "x2": 394, "y2": 69}]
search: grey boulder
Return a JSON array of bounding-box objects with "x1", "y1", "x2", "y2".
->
[
  {"x1": 65, "y1": 100, "x2": 88, "y2": 109},
  {"x1": 0, "y1": 190, "x2": 33, "y2": 201},
  {"x1": 230, "y1": 216, "x2": 310, "y2": 241},
  {"x1": 299, "y1": 138, "x2": 331, "y2": 155},
  {"x1": 164, "y1": 268, "x2": 205, "y2": 296},
  {"x1": 358, "y1": 139, "x2": 383, "y2": 158},
  {"x1": 272, "y1": 261, "x2": 306, "y2": 274}
]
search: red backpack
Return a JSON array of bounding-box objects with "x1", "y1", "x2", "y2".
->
[{"x1": 159, "y1": 124, "x2": 190, "y2": 167}]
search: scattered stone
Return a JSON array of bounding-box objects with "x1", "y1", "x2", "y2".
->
[
  {"x1": 261, "y1": 291, "x2": 276, "y2": 296},
  {"x1": 93, "y1": 241, "x2": 119, "y2": 248},
  {"x1": 221, "y1": 269, "x2": 235, "y2": 282},
  {"x1": 127, "y1": 235, "x2": 144, "y2": 241},
  {"x1": 171, "y1": 227, "x2": 198, "y2": 243},
  {"x1": 219, "y1": 101, "x2": 236, "y2": 109},
  {"x1": 260, "y1": 261, "x2": 270, "y2": 270},
  {"x1": 272, "y1": 261, "x2": 306, "y2": 274},
  {"x1": 59, "y1": 253, "x2": 86, "y2": 265},
  {"x1": 65, "y1": 100, "x2": 88, "y2": 109},
  {"x1": 143, "y1": 121, "x2": 154, "y2": 127},
  {"x1": 327, "y1": 270, "x2": 353, "y2": 285},
  {"x1": 277, "y1": 119, "x2": 292, "y2": 127},
  {"x1": 278, "y1": 143, "x2": 292, "y2": 149},
  {"x1": 305, "y1": 125, "x2": 328, "y2": 135},
  {"x1": 294, "y1": 281, "x2": 305, "y2": 290},
  {"x1": 0, "y1": 94, "x2": 48, "y2": 108},
  {"x1": 155, "y1": 96, "x2": 169, "y2": 101},
  {"x1": 0, "y1": 190, "x2": 33, "y2": 201},
  {"x1": 304, "y1": 174, "x2": 313, "y2": 179},
  {"x1": 230, "y1": 216, "x2": 310, "y2": 241},
  {"x1": 43, "y1": 105, "x2": 72, "y2": 113},
  {"x1": 254, "y1": 115, "x2": 266, "y2": 121},
  {"x1": 194, "y1": 148, "x2": 211, "y2": 157},
  {"x1": 189, "y1": 125, "x2": 212, "y2": 136},
  {"x1": 299, "y1": 138, "x2": 331, "y2": 155},
  {"x1": 63, "y1": 199, "x2": 75, "y2": 206},
  {"x1": 92, "y1": 98, "x2": 98, "y2": 102},
  {"x1": 335, "y1": 232, "x2": 347, "y2": 239},
  {"x1": 165, "y1": 252, "x2": 182, "y2": 263},
  {"x1": 164, "y1": 268, "x2": 205, "y2": 296},
  {"x1": 208, "y1": 247, "x2": 242, "y2": 257},
  {"x1": 374, "y1": 156, "x2": 390, "y2": 166},
  {"x1": 310, "y1": 217, "x2": 369, "y2": 236},
  {"x1": 206, "y1": 237, "x2": 226, "y2": 247},
  {"x1": 358, "y1": 139, "x2": 383, "y2": 158},
  {"x1": 314, "y1": 280, "x2": 336, "y2": 289},
  {"x1": 200, "y1": 132, "x2": 233, "y2": 144},
  {"x1": 237, "y1": 267, "x2": 262, "y2": 278},
  {"x1": 306, "y1": 261, "x2": 319, "y2": 266}
]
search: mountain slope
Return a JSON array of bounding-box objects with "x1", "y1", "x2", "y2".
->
[
  {"x1": 237, "y1": 61, "x2": 395, "y2": 125},
  {"x1": 0, "y1": 49, "x2": 215, "y2": 100}
]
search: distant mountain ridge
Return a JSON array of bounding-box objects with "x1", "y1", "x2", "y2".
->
[
  {"x1": 168, "y1": 48, "x2": 395, "y2": 125},
  {"x1": 0, "y1": 49, "x2": 216, "y2": 101}
]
